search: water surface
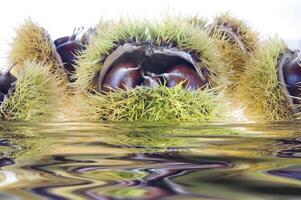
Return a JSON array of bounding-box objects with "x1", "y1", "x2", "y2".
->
[{"x1": 0, "y1": 121, "x2": 300, "y2": 200}]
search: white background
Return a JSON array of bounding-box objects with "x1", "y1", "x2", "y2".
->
[{"x1": 0, "y1": 0, "x2": 300, "y2": 68}]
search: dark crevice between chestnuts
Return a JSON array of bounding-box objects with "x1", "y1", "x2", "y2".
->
[
  {"x1": 278, "y1": 50, "x2": 301, "y2": 114},
  {"x1": 0, "y1": 64, "x2": 17, "y2": 106},
  {"x1": 54, "y1": 27, "x2": 94, "y2": 82},
  {"x1": 98, "y1": 43, "x2": 208, "y2": 94}
]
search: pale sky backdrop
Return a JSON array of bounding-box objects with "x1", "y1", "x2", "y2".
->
[{"x1": 0, "y1": 0, "x2": 300, "y2": 68}]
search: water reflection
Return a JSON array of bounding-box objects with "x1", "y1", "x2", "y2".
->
[{"x1": 0, "y1": 122, "x2": 299, "y2": 199}]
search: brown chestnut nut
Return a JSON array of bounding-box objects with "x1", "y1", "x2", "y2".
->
[
  {"x1": 54, "y1": 28, "x2": 89, "y2": 82},
  {"x1": 102, "y1": 63, "x2": 143, "y2": 93},
  {"x1": 56, "y1": 41, "x2": 84, "y2": 74},
  {"x1": 163, "y1": 65, "x2": 207, "y2": 91},
  {"x1": 54, "y1": 36, "x2": 70, "y2": 47},
  {"x1": 282, "y1": 58, "x2": 301, "y2": 98},
  {"x1": 0, "y1": 71, "x2": 17, "y2": 95}
]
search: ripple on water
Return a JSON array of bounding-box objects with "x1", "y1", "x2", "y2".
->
[{"x1": 0, "y1": 122, "x2": 298, "y2": 199}]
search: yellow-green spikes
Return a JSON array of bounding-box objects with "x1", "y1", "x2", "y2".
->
[
  {"x1": 73, "y1": 17, "x2": 230, "y2": 121},
  {"x1": 236, "y1": 37, "x2": 300, "y2": 121},
  {"x1": 0, "y1": 60, "x2": 63, "y2": 121},
  {"x1": 76, "y1": 85, "x2": 228, "y2": 121},
  {"x1": 9, "y1": 19, "x2": 68, "y2": 84},
  {"x1": 209, "y1": 13, "x2": 259, "y2": 97}
]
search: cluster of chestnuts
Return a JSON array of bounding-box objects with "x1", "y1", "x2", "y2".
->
[
  {"x1": 98, "y1": 44, "x2": 208, "y2": 94},
  {"x1": 38, "y1": 27, "x2": 209, "y2": 94},
  {"x1": 101, "y1": 63, "x2": 207, "y2": 93}
]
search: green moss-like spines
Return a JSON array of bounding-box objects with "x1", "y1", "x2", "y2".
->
[
  {"x1": 0, "y1": 60, "x2": 63, "y2": 121},
  {"x1": 76, "y1": 85, "x2": 228, "y2": 121},
  {"x1": 236, "y1": 37, "x2": 299, "y2": 121}
]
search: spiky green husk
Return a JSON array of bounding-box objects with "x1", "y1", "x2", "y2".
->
[
  {"x1": 213, "y1": 12, "x2": 259, "y2": 52},
  {"x1": 75, "y1": 17, "x2": 228, "y2": 91},
  {"x1": 209, "y1": 13, "x2": 259, "y2": 97},
  {"x1": 74, "y1": 19, "x2": 147, "y2": 91},
  {"x1": 9, "y1": 19, "x2": 68, "y2": 84},
  {"x1": 0, "y1": 60, "x2": 63, "y2": 121},
  {"x1": 187, "y1": 15, "x2": 208, "y2": 30},
  {"x1": 74, "y1": 17, "x2": 230, "y2": 121},
  {"x1": 236, "y1": 37, "x2": 299, "y2": 121},
  {"x1": 178, "y1": 13, "x2": 208, "y2": 30},
  {"x1": 75, "y1": 85, "x2": 228, "y2": 121}
]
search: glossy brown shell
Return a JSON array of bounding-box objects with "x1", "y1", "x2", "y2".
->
[{"x1": 97, "y1": 43, "x2": 208, "y2": 92}]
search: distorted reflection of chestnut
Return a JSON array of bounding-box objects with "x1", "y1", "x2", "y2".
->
[
  {"x1": 164, "y1": 65, "x2": 207, "y2": 91},
  {"x1": 0, "y1": 157, "x2": 14, "y2": 167},
  {"x1": 102, "y1": 63, "x2": 143, "y2": 93},
  {"x1": 282, "y1": 58, "x2": 301, "y2": 98}
]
